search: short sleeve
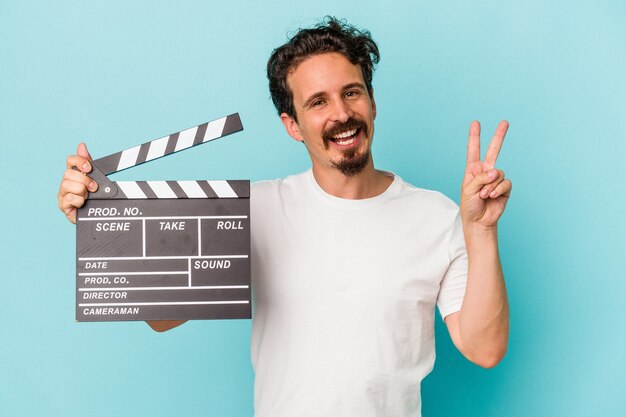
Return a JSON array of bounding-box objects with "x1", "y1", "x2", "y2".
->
[{"x1": 437, "y1": 212, "x2": 468, "y2": 320}]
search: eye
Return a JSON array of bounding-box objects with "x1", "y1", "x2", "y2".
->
[
  {"x1": 345, "y1": 90, "x2": 361, "y2": 99},
  {"x1": 310, "y1": 98, "x2": 326, "y2": 108}
]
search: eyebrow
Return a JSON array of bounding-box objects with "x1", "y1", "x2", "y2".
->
[
  {"x1": 302, "y1": 82, "x2": 368, "y2": 109},
  {"x1": 342, "y1": 82, "x2": 367, "y2": 92}
]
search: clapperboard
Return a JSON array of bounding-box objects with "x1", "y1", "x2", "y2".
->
[{"x1": 76, "y1": 113, "x2": 251, "y2": 322}]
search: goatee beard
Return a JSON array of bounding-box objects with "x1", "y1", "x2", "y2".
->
[
  {"x1": 322, "y1": 117, "x2": 370, "y2": 176},
  {"x1": 332, "y1": 149, "x2": 370, "y2": 177}
]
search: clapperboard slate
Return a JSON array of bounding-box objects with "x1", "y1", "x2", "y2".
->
[{"x1": 76, "y1": 113, "x2": 251, "y2": 322}]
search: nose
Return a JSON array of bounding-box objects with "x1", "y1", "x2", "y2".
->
[{"x1": 329, "y1": 98, "x2": 353, "y2": 123}]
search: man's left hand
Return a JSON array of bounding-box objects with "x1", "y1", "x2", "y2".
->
[{"x1": 460, "y1": 120, "x2": 512, "y2": 230}]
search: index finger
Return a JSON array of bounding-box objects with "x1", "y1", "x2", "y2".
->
[
  {"x1": 466, "y1": 120, "x2": 481, "y2": 168},
  {"x1": 483, "y1": 120, "x2": 509, "y2": 169}
]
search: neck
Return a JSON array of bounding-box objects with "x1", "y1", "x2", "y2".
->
[{"x1": 311, "y1": 159, "x2": 393, "y2": 199}]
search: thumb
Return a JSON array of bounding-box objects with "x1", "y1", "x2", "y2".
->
[
  {"x1": 77, "y1": 143, "x2": 92, "y2": 161},
  {"x1": 463, "y1": 169, "x2": 499, "y2": 195}
]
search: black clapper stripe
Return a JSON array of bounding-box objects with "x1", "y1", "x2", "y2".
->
[
  {"x1": 193, "y1": 122, "x2": 209, "y2": 146},
  {"x1": 197, "y1": 181, "x2": 219, "y2": 198},
  {"x1": 222, "y1": 113, "x2": 243, "y2": 136},
  {"x1": 136, "y1": 181, "x2": 158, "y2": 199},
  {"x1": 164, "y1": 132, "x2": 178, "y2": 155},
  {"x1": 135, "y1": 142, "x2": 151, "y2": 165},
  {"x1": 226, "y1": 180, "x2": 250, "y2": 198},
  {"x1": 94, "y1": 152, "x2": 123, "y2": 176},
  {"x1": 166, "y1": 181, "x2": 188, "y2": 198}
]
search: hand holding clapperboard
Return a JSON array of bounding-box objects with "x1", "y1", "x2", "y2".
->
[{"x1": 69, "y1": 113, "x2": 251, "y2": 322}]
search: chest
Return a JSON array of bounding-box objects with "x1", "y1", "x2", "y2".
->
[{"x1": 252, "y1": 205, "x2": 450, "y2": 309}]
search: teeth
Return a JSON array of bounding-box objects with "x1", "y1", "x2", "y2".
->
[
  {"x1": 335, "y1": 137, "x2": 357, "y2": 146},
  {"x1": 333, "y1": 129, "x2": 357, "y2": 140}
]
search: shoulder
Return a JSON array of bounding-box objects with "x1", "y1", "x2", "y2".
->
[
  {"x1": 250, "y1": 171, "x2": 311, "y2": 212},
  {"x1": 388, "y1": 176, "x2": 462, "y2": 240},
  {"x1": 251, "y1": 171, "x2": 309, "y2": 196}
]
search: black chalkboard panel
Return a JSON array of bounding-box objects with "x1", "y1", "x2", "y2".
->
[{"x1": 76, "y1": 188, "x2": 250, "y2": 322}]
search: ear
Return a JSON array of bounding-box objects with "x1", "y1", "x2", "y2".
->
[{"x1": 280, "y1": 112, "x2": 304, "y2": 143}]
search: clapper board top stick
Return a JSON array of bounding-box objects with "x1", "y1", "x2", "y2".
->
[{"x1": 76, "y1": 113, "x2": 251, "y2": 322}]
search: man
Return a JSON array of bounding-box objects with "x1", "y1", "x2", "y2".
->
[{"x1": 58, "y1": 17, "x2": 511, "y2": 417}]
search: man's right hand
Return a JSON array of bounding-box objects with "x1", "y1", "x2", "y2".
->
[{"x1": 58, "y1": 143, "x2": 99, "y2": 224}]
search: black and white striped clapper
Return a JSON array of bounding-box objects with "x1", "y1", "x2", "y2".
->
[{"x1": 76, "y1": 113, "x2": 251, "y2": 322}]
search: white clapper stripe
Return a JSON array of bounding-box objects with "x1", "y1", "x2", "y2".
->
[
  {"x1": 148, "y1": 181, "x2": 177, "y2": 198},
  {"x1": 175, "y1": 126, "x2": 198, "y2": 151},
  {"x1": 203, "y1": 117, "x2": 227, "y2": 142},
  {"x1": 146, "y1": 136, "x2": 169, "y2": 162},
  {"x1": 117, "y1": 145, "x2": 141, "y2": 171},
  {"x1": 178, "y1": 181, "x2": 208, "y2": 198},
  {"x1": 209, "y1": 180, "x2": 237, "y2": 198},
  {"x1": 118, "y1": 182, "x2": 147, "y2": 198}
]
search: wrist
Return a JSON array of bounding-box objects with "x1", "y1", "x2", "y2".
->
[{"x1": 463, "y1": 221, "x2": 498, "y2": 240}]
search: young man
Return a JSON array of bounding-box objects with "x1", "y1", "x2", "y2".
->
[{"x1": 59, "y1": 17, "x2": 511, "y2": 417}]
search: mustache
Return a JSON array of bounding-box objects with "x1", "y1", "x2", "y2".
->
[{"x1": 322, "y1": 117, "x2": 367, "y2": 144}]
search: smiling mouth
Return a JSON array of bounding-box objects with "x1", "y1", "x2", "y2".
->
[
  {"x1": 329, "y1": 128, "x2": 360, "y2": 146},
  {"x1": 323, "y1": 117, "x2": 367, "y2": 149}
]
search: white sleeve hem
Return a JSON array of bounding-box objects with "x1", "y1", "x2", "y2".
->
[{"x1": 439, "y1": 302, "x2": 463, "y2": 322}]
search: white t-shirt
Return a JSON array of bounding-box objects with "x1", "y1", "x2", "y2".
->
[{"x1": 250, "y1": 170, "x2": 467, "y2": 417}]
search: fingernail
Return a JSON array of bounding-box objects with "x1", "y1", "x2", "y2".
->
[
  {"x1": 88, "y1": 181, "x2": 97, "y2": 191},
  {"x1": 490, "y1": 190, "x2": 498, "y2": 198},
  {"x1": 480, "y1": 188, "x2": 489, "y2": 198},
  {"x1": 82, "y1": 162, "x2": 91, "y2": 172},
  {"x1": 488, "y1": 169, "x2": 497, "y2": 179}
]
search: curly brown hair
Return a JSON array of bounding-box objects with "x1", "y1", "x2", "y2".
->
[{"x1": 267, "y1": 16, "x2": 380, "y2": 121}]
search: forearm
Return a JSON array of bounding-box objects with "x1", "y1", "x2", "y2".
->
[{"x1": 458, "y1": 225, "x2": 509, "y2": 367}]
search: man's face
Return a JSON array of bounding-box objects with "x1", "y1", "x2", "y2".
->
[{"x1": 281, "y1": 52, "x2": 376, "y2": 177}]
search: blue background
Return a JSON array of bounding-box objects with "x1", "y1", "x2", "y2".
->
[{"x1": 1, "y1": 1, "x2": 624, "y2": 416}]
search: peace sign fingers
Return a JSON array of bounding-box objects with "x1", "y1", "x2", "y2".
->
[
  {"x1": 461, "y1": 119, "x2": 512, "y2": 229},
  {"x1": 483, "y1": 120, "x2": 509, "y2": 169}
]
